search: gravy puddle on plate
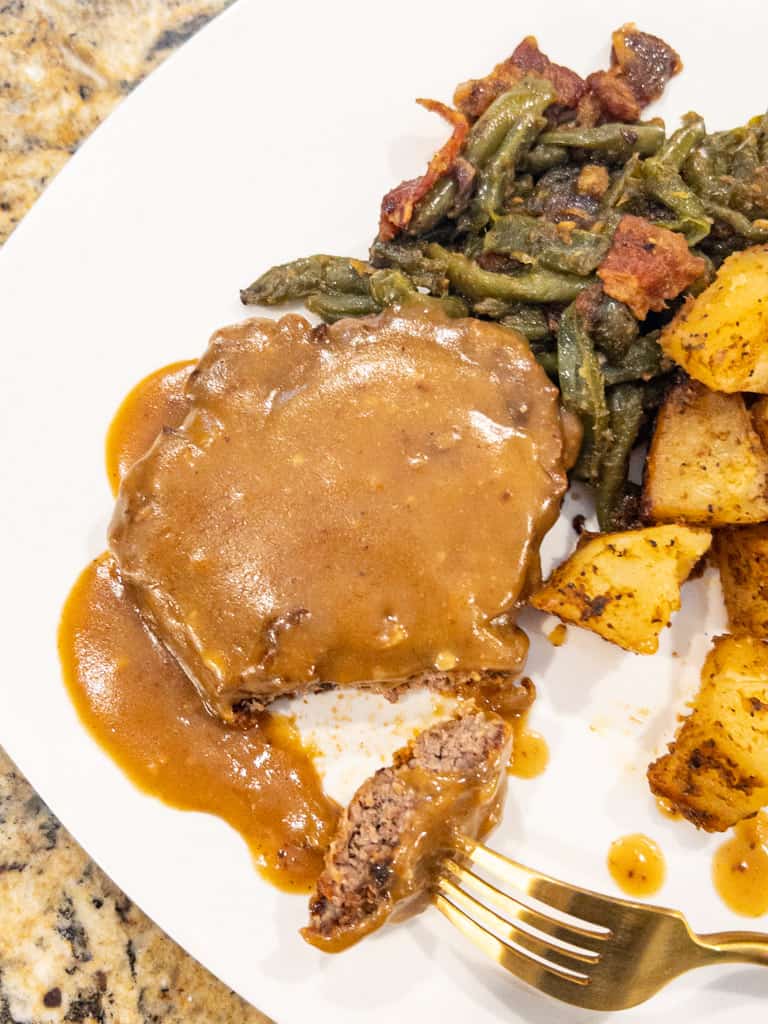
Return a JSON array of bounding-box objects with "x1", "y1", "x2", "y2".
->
[
  {"x1": 60, "y1": 553, "x2": 340, "y2": 892},
  {"x1": 712, "y1": 813, "x2": 768, "y2": 917},
  {"x1": 62, "y1": 361, "x2": 339, "y2": 892},
  {"x1": 607, "y1": 833, "x2": 666, "y2": 898},
  {"x1": 508, "y1": 715, "x2": 549, "y2": 779}
]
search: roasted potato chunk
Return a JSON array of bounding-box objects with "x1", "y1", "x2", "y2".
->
[
  {"x1": 752, "y1": 394, "x2": 768, "y2": 450},
  {"x1": 643, "y1": 378, "x2": 768, "y2": 525},
  {"x1": 715, "y1": 525, "x2": 768, "y2": 638},
  {"x1": 530, "y1": 524, "x2": 711, "y2": 654},
  {"x1": 648, "y1": 635, "x2": 768, "y2": 831},
  {"x1": 659, "y1": 245, "x2": 768, "y2": 393}
]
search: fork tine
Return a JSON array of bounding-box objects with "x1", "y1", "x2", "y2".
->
[
  {"x1": 436, "y1": 874, "x2": 599, "y2": 972},
  {"x1": 434, "y1": 889, "x2": 590, "y2": 992},
  {"x1": 459, "y1": 836, "x2": 619, "y2": 932},
  {"x1": 442, "y1": 858, "x2": 607, "y2": 951}
]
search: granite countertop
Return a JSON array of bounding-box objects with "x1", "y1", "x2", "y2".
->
[{"x1": 0, "y1": 3, "x2": 268, "y2": 1021}]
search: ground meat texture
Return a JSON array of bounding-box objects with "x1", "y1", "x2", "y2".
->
[{"x1": 303, "y1": 711, "x2": 512, "y2": 951}]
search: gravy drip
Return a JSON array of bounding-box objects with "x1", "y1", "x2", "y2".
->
[
  {"x1": 712, "y1": 813, "x2": 768, "y2": 917},
  {"x1": 64, "y1": 360, "x2": 339, "y2": 891},
  {"x1": 105, "y1": 360, "x2": 195, "y2": 496},
  {"x1": 607, "y1": 834, "x2": 665, "y2": 897},
  {"x1": 60, "y1": 553, "x2": 339, "y2": 892}
]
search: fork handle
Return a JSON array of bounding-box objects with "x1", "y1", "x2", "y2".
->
[{"x1": 698, "y1": 932, "x2": 768, "y2": 967}]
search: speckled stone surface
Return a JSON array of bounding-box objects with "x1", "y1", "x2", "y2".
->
[
  {"x1": 0, "y1": 3, "x2": 270, "y2": 1020},
  {"x1": 0, "y1": 0, "x2": 232, "y2": 242}
]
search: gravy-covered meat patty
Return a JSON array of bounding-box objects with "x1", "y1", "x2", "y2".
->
[{"x1": 109, "y1": 300, "x2": 566, "y2": 720}]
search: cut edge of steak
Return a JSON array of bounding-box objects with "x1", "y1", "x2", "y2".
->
[{"x1": 303, "y1": 709, "x2": 512, "y2": 951}]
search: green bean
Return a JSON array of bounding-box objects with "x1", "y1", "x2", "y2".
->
[
  {"x1": 435, "y1": 295, "x2": 470, "y2": 318},
  {"x1": 408, "y1": 81, "x2": 558, "y2": 236},
  {"x1": 241, "y1": 255, "x2": 371, "y2": 305},
  {"x1": 484, "y1": 213, "x2": 610, "y2": 276},
  {"x1": 556, "y1": 302, "x2": 610, "y2": 482},
  {"x1": 654, "y1": 114, "x2": 706, "y2": 171},
  {"x1": 591, "y1": 294, "x2": 639, "y2": 361},
  {"x1": 596, "y1": 154, "x2": 641, "y2": 227},
  {"x1": 509, "y1": 173, "x2": 535, "y2": 199},
  {"x1": 496, "y1": 305, "x2": 551, "y2": 340},
  {"x1": 730, "y1": 130, "x2": 760, "y2": 183},
  {"x1": 368, "y1": 238, "x2": 448, "y2": 293},
  {"x1": 368, "y1": 269, "x2": 416, "y2": 306},
  {"x1": 695, "y1": 130, "x2": 739, "y2": 181},
  {"x1": 427, "y1": 243, "x2": 590, "y2": 304},
  {"x1": 407, "y1": 177, "x2": 457, "y2": 235},
  {"x1": 539, "y1": 123, "x2": 665, "y2": 162},
  {"x1": 681, "y1": 147, "x2": 721, "y2": 200},
  {"x1": 602, "y1": 333, "x2": 665, "y2": 386},
  {"x1": 464, "y1": 82, "x2": 550, "y2": 166},
  {"x1": 306, "y1": 292, "x2": 379, "y2": 322},
  {"x1": 472, "y1": 297, "x2": 512, "y2": 317},
  {"x1": 307, "y1": 272, "x2": 468, "y2": 323},
  {"x1": 596, "y1": 384, "x2": 645, "y2": 531},
  {"x1": 757, "y1": 111, "x2": 768, "y2": 164},
  {"x1": 463, "y1": 80, "x2": 554, "y2": 229},
  {"x1": 533, "y1": 349, "x2": 559, "y2": 376},
  {"x1": 687, "y1": 250, "x2": 716, "y2": 296},
  {"x1": 641, "y1": 376, "x2": 674, "y2": 411},
  {"x1": 522, "y1": 143, "x2": 568, "y2": 174},
  {"x1": 463, "y1": 233, "x2": 484, "y2": 260},
  {"x1": 703, "y1": 200, "x2": 768, "y2": 241},
  {"x1": 640, "y1": 159, "x2": 712, "y2": 244},
  {"x1": 472, "y1": 297, "x2": 553, "y2": 341}
]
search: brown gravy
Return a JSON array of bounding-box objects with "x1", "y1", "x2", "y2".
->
[
  {"x1": 712, "y1": 813, "x2": 768, "y2": 917},
  {"x1": 606, "y1": 834, "x2": 665, "y2": 897},
  {"x1": 509, "y1": 718, "x2": 549, "y2": 779},
  {"x1": 61, "y1": 323, "x2": 554, "y2": 895},
  {"x1": 108, "y1": 306, "x2": 565, "y2": 718},
  {"x1": 60, "y1": 553, "x2": 339, "y2": 892},
  {"x1": 547, "y1": 623, "x2": 568, "y2": 648},
  {"x1": 105, "y1": 360, "x2": 195, "y2": 495},
  {"x1": 67, "y1": 360, "x2": 340, "y2": 891},
  {"x1": 654, "y1": 796, "x2": 681, "y2": 820}
]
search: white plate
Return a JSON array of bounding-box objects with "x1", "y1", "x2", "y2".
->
[{"x1": 1, "y1": 1, "x2": 766, "y2": 1021}]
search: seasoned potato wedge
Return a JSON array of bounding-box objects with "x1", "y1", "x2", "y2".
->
[
  {"x1": 752, "y1": 394, "x2": 768, "y2": 450},
  {"x1": 643, "y1": 378, "x2": 768, "y2": 525},
  {"x1": 715, "y1": 525, "x2": 768, "y2": 638},
  {"x1": 660, "y1": 244, "x2": 768, "y2": 393},
  {"x1": 530, "y1": 524, "x2": 711, "y2": 654},
  {"x1": 648, "y1": 634, "x2": 768, "y2": 831}
]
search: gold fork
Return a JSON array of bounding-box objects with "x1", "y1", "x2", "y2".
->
[{"x1": 434, "y1": 835, "x2": 768, "y2": 1011}]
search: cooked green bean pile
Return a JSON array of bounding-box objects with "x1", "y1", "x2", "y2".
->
[{"x1": 241, "y1": 34, "x2": 768, "y2": 532}]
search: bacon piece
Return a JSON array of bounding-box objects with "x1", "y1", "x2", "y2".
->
[
  {"x1": 612, "y1": 23, "x2": 682, "y2": 106},
  {"x1": 583, "y1": 24, "x2": 682, "y2": 124},
  {"x1": 597, "y1": 215, "x2": 706, "y2": 320},
  {"x1": 509, "y1": 37, "x2": 586, "y2": 109},
  {"x1": 584, "y1": 70, "x2": 643, "y2": 123},
  {"x1": 377, "y1": 99, "x2": 469, "y2": 242},
  {"x1": 454, "y1": 36, "x2": 585, "y2": 120}
]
